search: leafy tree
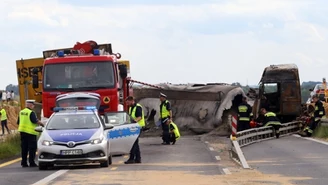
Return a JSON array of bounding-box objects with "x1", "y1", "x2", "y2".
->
[{"x1": 5, "y1": 84, "x2": 19, "y2": 95}]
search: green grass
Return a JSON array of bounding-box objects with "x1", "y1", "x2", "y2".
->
[
  {"x1": 0, "y1": 133, "x2": 21, "y2": 160},
  {"x1": 313, "y1": 124, "x2": 328, "y2": 138}
]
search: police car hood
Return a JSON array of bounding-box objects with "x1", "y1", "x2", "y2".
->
[{"x1": 46, "y1": 128, "x2": 101, "y2": 142}]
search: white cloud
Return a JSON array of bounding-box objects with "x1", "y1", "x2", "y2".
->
[{"x1": 0, "y1": 0, "x2": 328, "y2": 90}]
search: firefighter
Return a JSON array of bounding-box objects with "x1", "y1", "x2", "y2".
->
[
  {"x1": 322, "y1": 78, "x2": 328, "y2": 99},
  {"x1": 124, "y1": 96, "x2": 145, "y2": 164},
  {"x1": 303, "y1": 94, "x2": 325, "y2": 137},
  {"x1": 159, "y1": 93, "x2": 172, "y2": 145},
  {"x1": 259, "y1": 108, "x2": 282, "y2": 138},
  {"x1": 237, "y1": 96, "x2": 253, "y2": 131},
  {"x1": 163, "y1": 116, "x2": 180, "y2": 145},
  {"x1": 17, "y1": 100, "x2": 44, "y2": 167}
]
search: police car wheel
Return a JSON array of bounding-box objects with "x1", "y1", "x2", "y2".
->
[
  {"x1": 100, "y1": 159, "x2": 109, "y2": 167},
  {"x1": 108, "y1": 155, "x2": 112, "y2": 165}
]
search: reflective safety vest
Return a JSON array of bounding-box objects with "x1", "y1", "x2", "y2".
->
[
  {"x1": 129, "y1": 103, "x2": 145, "y2": 127},
  {"x1": 160, "y1": 100, "x2": 170, "y2": 118},
  {"x1": 18, "y1": 108, "x2": 39, "y2": 135},
  {"x1": 264, "y1": 112, "x2": 282, "y2": 127},
  {"x1": 170, "y1": 122, "x2": 180, "y2": 140},
  {"x1": 0, "y1": 108, "x2": 7, "y2": 121},
  {"x1": 237, "y1": 104, "x2": 252, "y2": 121}
]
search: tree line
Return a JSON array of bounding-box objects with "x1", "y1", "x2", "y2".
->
[{"x1": 4, "y1": 84, "x2": 19, "y2": 95}]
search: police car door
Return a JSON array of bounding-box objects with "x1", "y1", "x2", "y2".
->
[{"x1": 104, "y1": 112, "x2": 140, "y2": 155}]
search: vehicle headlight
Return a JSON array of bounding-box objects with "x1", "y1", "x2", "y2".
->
[
  {"x1": 91, "y1": 137, "x2": 103, "y2": 144},
  {"x1": 42, "y1": 140, "x2": 53, "y2": 146}
]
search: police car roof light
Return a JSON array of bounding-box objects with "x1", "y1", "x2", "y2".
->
[
  {"x1": 53, "y1": 106, "x2": 97, "y2": 112},
  {"x1": 93, "y1": 49, "x2": 100, "y2": 55},
  {"x1": 57, "y1": 50, "x2": 64, "y2": 57}
]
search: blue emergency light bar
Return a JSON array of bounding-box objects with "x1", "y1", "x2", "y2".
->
[
  {"x1": 53, "y1": 106, "x2": 97, "y2": 112},
  {"x1": 55, "y1": 49, "x2": 101, "y2": 57},
  {"x1": 93, "y1": 49, "x2": 100, "y2": 55},
  {"x1": 57, "y1": 50, "x2": 65, "y2": 57}
]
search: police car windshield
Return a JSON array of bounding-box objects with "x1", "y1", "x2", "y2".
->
[{"x1": 46, "y1": 113, "x2": 100, "y2": 130}]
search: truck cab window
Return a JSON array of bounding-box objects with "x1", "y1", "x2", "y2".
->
[
  {"x1": 262, "y1": 82, "x2": 280, "y2": 113},
  {"x1": 263, "y1": 83, "x2": 278, "y2": 94},
  {"x1": 43, "y1": 61, "x2": 115, "y2": 91}
]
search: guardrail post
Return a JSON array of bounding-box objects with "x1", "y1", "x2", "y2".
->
[{"x1": 231, "y1": 115, "x2": 237, "y2": 137}]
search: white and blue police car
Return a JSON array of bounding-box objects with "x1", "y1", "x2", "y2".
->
[{"x1": 35, "y1": 106, "x2": 141, "y2": 170}]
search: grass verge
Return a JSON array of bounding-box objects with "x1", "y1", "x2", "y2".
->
[
  {"x1": 0, "y1": 133, "x2": 21, "y2": 160},
  {"x1": 313, "y1": 125, "x2": 328, "y2": 138}
]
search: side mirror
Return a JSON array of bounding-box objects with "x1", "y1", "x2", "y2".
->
[
  {"x1": 118, "y1": 64, "x2": 127, "y2": 79},
  {"x1": 104, "y1": 123, "x2": 114, "y2": 130},
  {"x1": 34, "y1": 126, "x2": 43, "y2": 132}
]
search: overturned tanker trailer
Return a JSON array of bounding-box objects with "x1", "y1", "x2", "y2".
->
[{"x1": 132, "y1": 83, "x2": 246, "y2": 135}]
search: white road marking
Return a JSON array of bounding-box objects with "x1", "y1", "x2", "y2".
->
[
  {"x1": 222, "y1": 168, "x2": 231, "y2": 175},
  {"x1": 293, "y1": 134, "x2": 328, "y2": 146},
  {"x1": 209, "y1": 147, "x2": 214, "y2": 151},
  {"x1": 204, "y1": 141, "x2": 209, "y2": 144},
  {"x1": 215, "y1": 156, "x2": 221, "y2": 161},
  {"x1": 32, "y1": 170, "x2": 69, "y2": 185}
]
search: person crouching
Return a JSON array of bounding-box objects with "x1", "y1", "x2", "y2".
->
[{"x1": 163, "y1": 116, "x2": 180, "y2": 145}]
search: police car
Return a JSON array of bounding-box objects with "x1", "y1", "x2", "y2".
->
[{"x1": 35, "y1": 106, "x2": 140, "y2": 170}]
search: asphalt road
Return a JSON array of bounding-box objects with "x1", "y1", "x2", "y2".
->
[
  {"x1": 243, "y1": 135, "x2": 328, "y2": 185},
  {"x1": 0, "y1": 136, "x2": 222, "y2": 185}
]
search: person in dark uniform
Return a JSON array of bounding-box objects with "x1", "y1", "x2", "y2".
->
[
  {"x1": 159, "y1": 93, "x2": 172, "y2": 145},
  {"x1": 303, "y1": 95, "x2": 325, "y2": 137},
  {"x1": 17, "y1": 100, "x2": 44, "y2": 167},
  {"x1": 237, "y1": 96, "x2": 253, "y2": 131},
  {"x1": 258, "y1": 108, "x2": 282, "y2": 138},
  {"x1": 163, "y1": 116, "x2": 180, "y2": 145},
  {"x1": 124, "y1": 96, "x2": 145, "y2": 164}
]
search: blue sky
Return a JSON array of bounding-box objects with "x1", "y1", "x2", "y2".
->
[{"x1": 1, "y1": 0, "x2": 328, "y2": 89}]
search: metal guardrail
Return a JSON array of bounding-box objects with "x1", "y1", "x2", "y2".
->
[{"x1": 230, "y1": 121, "x2": 301, "y2": 168}]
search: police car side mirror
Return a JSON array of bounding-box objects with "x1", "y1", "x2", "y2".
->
[
  {"x1": 104, "y1": 123, "x2": 114, "y2": 130},
  {"x1": 35, "y1": 126, "x2": 43, "y2": 132}
]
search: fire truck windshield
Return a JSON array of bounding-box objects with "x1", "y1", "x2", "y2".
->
[{"x1": 43, "y1": 61, "x2": 115, "y2": 91}]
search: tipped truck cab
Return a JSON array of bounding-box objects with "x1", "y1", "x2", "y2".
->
[{"x1": 253, "y1": 64, "x2": 302, "y2": 122}]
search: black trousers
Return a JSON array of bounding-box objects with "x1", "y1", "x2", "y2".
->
[
  {"x1": 1, "y1": 120, "x2": 10, "y2": 135},
  {"x1": 161, "y1": 118, "x2": 170, "y2": 144},
  {"x1": 237, "y1": 120, "x2": 250, "y2": 132},
  {"x1": 129, "y1": 131, "x2": 141, "y2": 161},
  {"x1": 170, "y1": 132, "x2": 176, "y2": 143},
  {"x1": 305, "y1": 119, "x2": 320, "y2": 136},
  {"x1": 20, "y1": 132, "x2": 37, "y2": 165}
]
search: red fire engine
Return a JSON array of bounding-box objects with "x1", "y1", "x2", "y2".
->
[{"x1": 32, "y1": 41, "x2": 135, "y2": 118}]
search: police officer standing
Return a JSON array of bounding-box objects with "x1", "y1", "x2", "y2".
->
[
  {"x1": 237, "y1": 97, "x2": 253, "y2": 131},
  {"x1": 159, "y1": 93, "x2": 172, "y2": 145},
  {"x1": 17, "y1": 100, "x2": 44, "y2": 167},
  {"x1": 124, "y1": 96, "x2": 145, "y2": 164},
  {"x1": 0, "y1": 105, "x2": 11, "y2": 135}
]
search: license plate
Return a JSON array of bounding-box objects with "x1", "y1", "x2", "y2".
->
[{"x1": 60, "y1": 149, "x2": 83, "y2": 155}]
